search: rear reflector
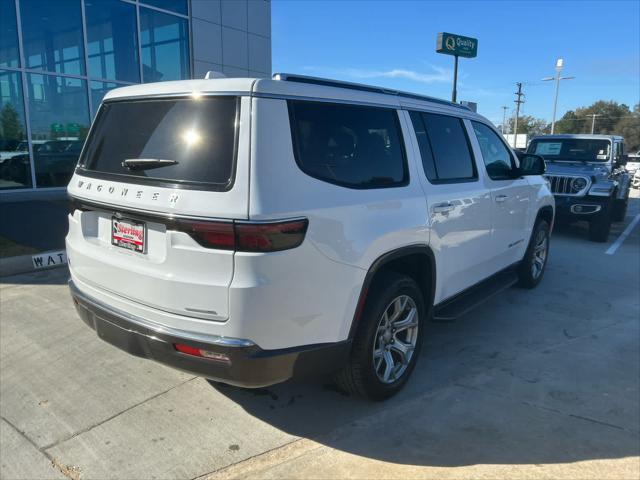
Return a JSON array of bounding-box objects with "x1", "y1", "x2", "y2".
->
[
  {"x1": 177, "y1": 218, "x2": 308, "y2": 252},
  {"x1": 174, "y1": 343, "x2": 231, "y2": 364}
]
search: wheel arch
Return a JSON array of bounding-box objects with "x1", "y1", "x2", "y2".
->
[
  {"x1": 536, "y1": 205, "x2": 554, "y2": 228},
  {"x1": 348, "y1": 245, "x2": 436, "y2": 339}
]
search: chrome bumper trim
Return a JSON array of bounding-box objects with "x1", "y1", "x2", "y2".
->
[{"x1": 68, "y1": 279, "x2": 255, "y2": 347}]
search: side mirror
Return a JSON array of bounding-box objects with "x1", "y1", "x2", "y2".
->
[
  {"x1": 516, "y1": 153, "x2": 546, "y2": 176},
  {"x1": 617, "y1": 154, "x2": 628, "y2": 166}
]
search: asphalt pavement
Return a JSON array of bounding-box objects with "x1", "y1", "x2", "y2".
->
[{"x1": 1, "y1": 193, "x2": 639, "y2": 480}]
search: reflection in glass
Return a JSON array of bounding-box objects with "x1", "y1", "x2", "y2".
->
[
  {"x1": 90, "y1": 80, "x2": 119, "y2": 114},
  {"x1": 140, "y1": 8, "x2": 190, "y2": 82},
  {"x1": 0, "y1": 70, "x2": 31, "y2": 189},
  {"x1": 141, "y1": 0, "x2": 188, "y2": 16},
  {"x1": 85, "y1": 0, "x2": 140, "y2": 83},
  {"x1": 0, "y1": 0, "x2": 20, "y2": 68},
  {"x1": 21, "y1": 0, "x2": 85, "y2": 75},
  {"x1": 26, "y1": 73, "x2": 90, "y2": 187}
]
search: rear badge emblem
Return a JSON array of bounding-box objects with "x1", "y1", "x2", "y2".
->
[{"x1": 169, "y1": 192, "x2": 180, "y2": 207}]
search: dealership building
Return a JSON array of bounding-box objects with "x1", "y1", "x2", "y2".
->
[{"x1": 0, "y1": 0, "x2": 272, "y2": 194}]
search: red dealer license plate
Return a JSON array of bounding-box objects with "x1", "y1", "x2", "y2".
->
[{"x1": 111, "y1": 217, "x2": 146, "y2": 253}]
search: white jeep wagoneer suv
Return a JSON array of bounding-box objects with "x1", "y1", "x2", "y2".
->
[{"x1": 67, "y1": 74, "x2": 554, "y2": 400}]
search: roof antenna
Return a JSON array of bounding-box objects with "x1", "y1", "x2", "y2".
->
[{"x1": 204, "y1": 71, "x2": 226, "y2": 79}]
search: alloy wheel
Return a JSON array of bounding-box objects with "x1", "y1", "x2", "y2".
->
[
  {"x1": 531, "y1": 229, "x2": 548, "y2": 279},
  {"x1": 372, "y1": 295, "x2": 419, "y2": 384}
]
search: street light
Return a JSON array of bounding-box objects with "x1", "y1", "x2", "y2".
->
[
  {"x1": 542, "y1": 58, "x2": 575, "y2": 134},
  {"x1": 501, "y1": 106, "x2": 508, "y2": 134}
]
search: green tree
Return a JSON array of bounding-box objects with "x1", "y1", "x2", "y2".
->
[
  {"x1": 554, "y1": 110, "x2": 583, "y2": 134},
  {"x1": 614, "y1": 104, "x2": 640, "y2": 152},
  {"x1": 555, "y1": 100, "x2": 632, "y2": 135},
  {"x1": 506, "y1": 115, "x2": 550, "y2": 136},
  {"x1": 0, "y1": 104, "x2": 24, "y2": 141}
]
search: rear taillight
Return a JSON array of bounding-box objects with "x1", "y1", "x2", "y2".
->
[
  {"x1": 181, "y1": 221, "x2": 235, "y2": 250},
  {"x1": 177, "y1": 218, "x2": 308, "y2": 252},
  {"x1": 236, "y1": 219, "x2": 308, "y2": 252}
]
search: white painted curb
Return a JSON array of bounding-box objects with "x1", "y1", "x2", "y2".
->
[{"x1": 0, "y1": 249, "x2": 67, "y2": 278}]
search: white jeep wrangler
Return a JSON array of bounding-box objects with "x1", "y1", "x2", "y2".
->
[{"x1": 67, "y1": 74, "x2": 554, "y2": 400}]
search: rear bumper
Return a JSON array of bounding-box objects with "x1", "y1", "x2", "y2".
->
[{"x1": 69, "y1": 280, "x2": 350, "y2": 388}]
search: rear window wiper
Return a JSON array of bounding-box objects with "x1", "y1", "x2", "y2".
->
[{"x1": 122, "y1": 158, "x2": 178, "y2": 170}]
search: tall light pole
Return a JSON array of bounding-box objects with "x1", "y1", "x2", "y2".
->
[
  {"x1": 589, "y1": 113, "x2": 602, "y2": 134},
  {"x1": 542, "y1": 58, "x2": 575, "y2": 134},
  {"x1": 501, "y1": 106, "x2": 508, "y2": 134}
]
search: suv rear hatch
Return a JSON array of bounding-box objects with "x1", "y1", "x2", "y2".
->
[{"x1": 67, "y1": 94, "x2": 249, "y2": 322}]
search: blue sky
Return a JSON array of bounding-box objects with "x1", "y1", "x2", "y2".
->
[{"x1": 272, "y1": 0, "x2": 640, "y2": 125}]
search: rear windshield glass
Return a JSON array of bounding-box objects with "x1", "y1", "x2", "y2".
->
[
  {"x1": 528, "y1": 138, "x2": 611, "y2": 162},
  {"x1": 80, "y1": 97, "x2": 238, "y2": 189}
]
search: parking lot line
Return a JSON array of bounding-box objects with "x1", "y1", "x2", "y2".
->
[{"x1": 606, "y1": 213, "x2": 640, "y2": 255}]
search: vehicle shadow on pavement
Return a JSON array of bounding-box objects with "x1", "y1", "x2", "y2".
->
[
  {"x1": 210, "y1": 229, "x2": 640, "y2": 468},
  {"x1": 0, "y1": 266, "x2": 69, "y2": 286}
]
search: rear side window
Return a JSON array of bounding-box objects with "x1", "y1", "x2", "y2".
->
[
  {"x1": 288, "y1": 100, "x2": 408, "y2": 189},
  {"x1": 80, "y1": 96, "x2": 238, "y2": 190},
  {"x1": 409, "y1": 111, "x2": 476, "y2": 183}
]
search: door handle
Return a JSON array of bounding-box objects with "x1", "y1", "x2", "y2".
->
[
  {"x1": 495, "y1": 195, "x2": 508, "y2": 203},
  {"x1": 432, "y1": 202, "x2": 455, "y2": 214}
]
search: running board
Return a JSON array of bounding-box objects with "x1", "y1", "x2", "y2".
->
[{"x1": 432, "y1": 269, "x2": 518, "y2": 322}]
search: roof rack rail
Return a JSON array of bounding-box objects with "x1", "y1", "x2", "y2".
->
[{"x1": 272, "y1": 73, "x2": 470, "y2": 110}]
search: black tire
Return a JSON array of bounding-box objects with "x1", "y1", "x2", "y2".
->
[
  {"x1": 612, "y1": 198, "x2": 628, "y2": 222},
  {"x1": 334, "y1": 272, "x2": 426, "y2": 400},
  {"x1": 517, "y1": 219, "x2": 550, "y2": 289},
  {"x1": 588, "y1": 200, "x2": 613, "y2": 242}
]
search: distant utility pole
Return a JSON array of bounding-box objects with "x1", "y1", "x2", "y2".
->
[
  {"x1": 589, "y1": 114, "x2": 602, "y2": 134},
  {"x1": 542, "y1": 58, "x2": 575, "y2": 134},
  {"x1": 513, "y1": 83, "x2": 525, "y2": 148},
  {"x1": 501, "y1": 106, "x2": 508, "y2": 134}
]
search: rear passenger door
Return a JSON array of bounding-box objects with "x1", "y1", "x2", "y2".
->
[
  {"x1": 407, "y1": 110, "x2": 494, "y2": 303},
  {"x1": 470, "y1": 121, "x2": 531, "y2": 268}
]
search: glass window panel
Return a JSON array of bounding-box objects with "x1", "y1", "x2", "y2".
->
[
  {"x1": 20, "y1": 0, "x2": 85, "y2": 75},
  {"x1": 81, "y1": 97, "x2": 238, "y2": 188},
  {"x1": 421, "y1": 113, "x2": 476, "y2": 181},
  {"x1": 408, "y1": 110, "x2": 437, "y2": 181},
  {"x1": 141, "y1": 0, "x2": 188, "y2": 16},
  {"x1": 85, "y1": 0, "x2": 140, "y2": 83},
  {"x1": 90, "y1": 80, "x2": 120, "y2": 114},
  {"x1": 472, "y1": 121, "x2": 515, "y2": 180},
  {"x1": 140, "y1": 8, "x2": 190, "y2": 82},
  {"x1": 26, "y1": 73, "x2": 90, "y2": 187},
  {"x1": 0, "y1": 0, "x2": 20, "y2": 68},
  {"x1": 288, "y1": 100, "x2": 408, "y2": 189},
  {"x1": 0, "y1": 70, "x2": 31, "y2": 189}
]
